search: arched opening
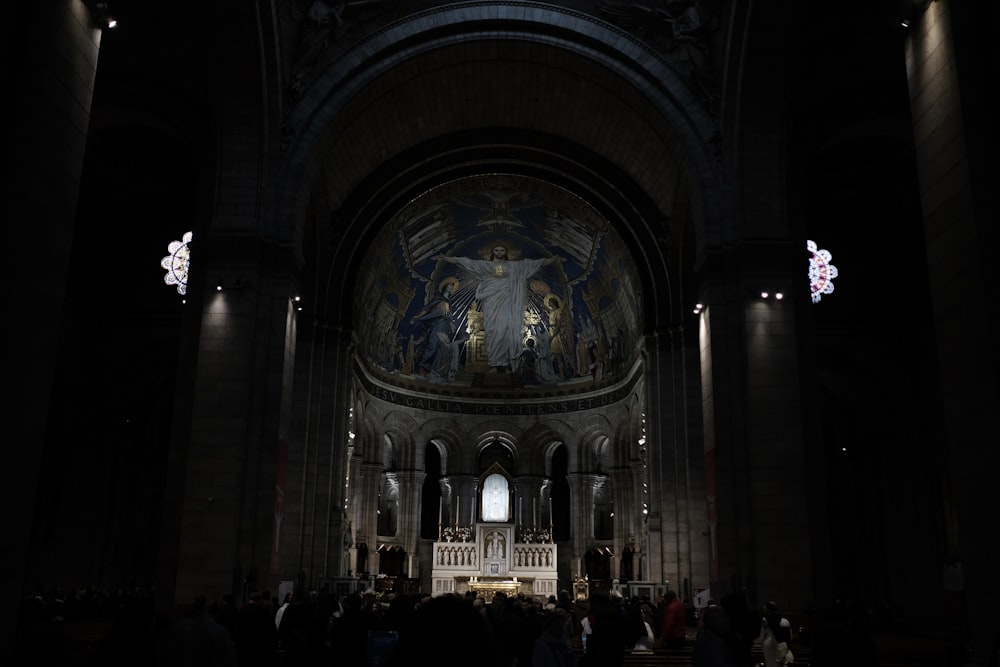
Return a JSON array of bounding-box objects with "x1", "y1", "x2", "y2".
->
[
  {"x1": 377, "y1": 475, "x2": 398, "y2": 537},
  {"x1": 551, "y1": 445, "x2": 571, "y2": 541},
  {"x1": 420, "y1": 443, "x2": 443, "y2": 539},
  {"x1": 620, "y1": 545, "x2": 635, "y2": 582},
  {"x1": 377, "y1": 544, "x2": 406, "y2": 577},
  {"x1": 594, "y1": 477, "x2": 613, "y2": 541},
  {"x1": 584, "y1": 547, "x2": 613, "y2": 586}
]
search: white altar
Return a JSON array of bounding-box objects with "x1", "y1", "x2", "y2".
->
[{"x1": 431, "y1": 522, "x2": 558, "y2": 600}]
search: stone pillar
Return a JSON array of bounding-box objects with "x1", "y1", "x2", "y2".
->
[
  {"x1": 347, "y1": 455, "x2": 365, "y2": 548},
  {"x1": 643, "y1": 330, "x2": 675, "y2": 587},
  {"x1": 394, "y1": 469, "x2": 426, "y2": 577},
  {"x1": 285, "y1": 321, "x2": 352, "y2": 588},
  {"x1": 540, "y1": 478, "x2": 555, "y2": 538},
  {"x1": 516, "y1": 475, "x2": 545, "y2": 532},
  {"x1": 437, "y1": 477, "x2": 453, "y2": 539},
  {"x1": 451, "y1": 474, "x2": 477, "y2": 527},
  {"x1": 567, "y1": 473, "x2": 597, "y2": 575},
  {"x1": 3, "y1": 0, "x2": 102, "y2": 642},
  {"x1": 356, "y1": 462, "x2": 383, "y2": 562},
  {"x1": 319, "y1": 328, "x2": 353, "y2": 583},
  {"x1": 609, "y1": 464, "x2": 634, "y2": 579},
  {"x1": 170, "y1": 238, "x2": 303, "y2": 604},
  {"x1": 697, "y1": 247, "x2": 812, "y2": 608},
  {"x1": 645, "y1": 326, "x2": 704, "y2": 596},
  {"x1": 905, "y1": 2, "x2": 1000, "y2": 657}
]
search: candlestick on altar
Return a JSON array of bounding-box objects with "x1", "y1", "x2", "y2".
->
[
  {"x1": 439, "y1": 497, "x2": 443, "y2": 524},
  {"x1": 455, "y1": 496, "x2": 460, "y2": 528},
  {"x1": 519, "y1": 497, "x2": 522, "y2": 525},
  {"x1": 549, "y1": 496, "x2": 554, "y2": 542},
  {"x1": 533, "y1": 498, "x2": 537, "y2": 528}
]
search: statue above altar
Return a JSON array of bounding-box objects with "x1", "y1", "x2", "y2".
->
[{"x1": 484, "y1": 529, "x2": 506, "y2": 559}]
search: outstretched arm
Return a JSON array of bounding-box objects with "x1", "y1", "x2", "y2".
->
[{"x1": 433, "y1": 253, "x2": 458, "y2": 264}]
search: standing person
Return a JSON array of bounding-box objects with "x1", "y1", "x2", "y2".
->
[
  {"x1": 628, "y1": 596, "x2": 656, "y2": 653},
  {"x1": 274, "y1": 591, "x2": 292, "y2": 631},
  {"x1": 579, "y1": 590, "x2": 628, "y2": 667},
  {"x1": 278, "y1": 590, "x2": 324, "y2": 666},
  {"x1": 693, "y1": 605, "x2": 750, "y2": 667},
  {"x1": 434, "y1": 245, "x2": 562, "y2": 372},
  {"x1": 328, "y1": 592, "x2": 372, "y2": 667},
  {"x1": 234, "y1": 591, "x2": 277, "y2": 667},
  {"x1": 765, "y1": 601, "x2": 792, "y2": 642},
  {"x1": 661, "y1": 590, "x2": 687, "y2": 649},
  {"x1": 556, "y1": 589, "x2": 574, "y2": 615},
  {"x1": 385, "y1": 594, "x2": 500, "y2": 667},
  {"x1": 154, "y1": 596, "x2": 237, "y2": 667},
  {"x1": 212, "y1": 593, "x2": 239, "y2": 644},
  {"x1": 532, "y1": 608, "x2": 576, "y2": 667},
  {"x1": 719, "y1": 594, "x2": 755, "y2": 665},
  {"x1": 652, "y1": 592, "x2": 666, "y2": 641},
  {"x1": 765, "y1": 601, "x2": 793, "y2": 665},
  {"x1": 756, "y1": 610, "x2": 796, "y2": 667},
  {"x1": 487, "y1": 592, "x2": 531, "y2": 667}
]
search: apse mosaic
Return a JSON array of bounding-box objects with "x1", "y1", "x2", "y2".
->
[{"x1": 355, "y1": 175, "x2": 643, "y2": 389}]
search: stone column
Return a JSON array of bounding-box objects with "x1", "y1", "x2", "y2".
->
[
  {"x1": 567, "y1": 473, "x2": 597, "y2": 578},
  {"x1": 516, "y1": 475, "x2": 545, "y2": 534},
  {"x1": 356, "y1": 462, "x2": 384, "y2": 560},
  {"x1": 697, "y1": 247, "x2": 812, "y2": 608},
  {"x1": 645, "y1": 326, "x2": 704, "y2": 595},
  {"x1": 288, "y1": 322, "x2": 352, "y2": 588},
  {"x1": 171, "y1": 241, "x2": 303, "y2": 604},
  {"x1": 904, "y1": 4, "x2": 1000, "y2": 657},
  {"x1": 609, "y1": 464, "x2": 633, "y2": 580},
  {"x1": 3, "y1": 0, "x2": 102, "y2": 642},
  {"x1": 450, "y1": 474, "x2": 477, "y2": 528},
  {"x1": 437, "y1": 477, "x2": 453, "y2": 539},
  {"x1": 643, "y1": 330, "x2": 673, "y2": 587},
  {"x1": 394, "y1": 469, "x2": 426, "y2": 578}
]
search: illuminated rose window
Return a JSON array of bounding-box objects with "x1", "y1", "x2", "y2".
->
[
  {"x1": 161, "y1": 231, "x2": 193, "y2": 295},
  {"x1": 807, "y1": 239, "x2": 838, "y2": 303}
]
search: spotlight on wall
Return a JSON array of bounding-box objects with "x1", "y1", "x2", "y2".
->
[
  {"x1": 216, "y1": 278, "x2": 244, "y2": 292},
  {"x1": 692, "y1": 302, "x2": 704, "y2": 315},
  {"x1": 84, "y1": 1, "x2": 118, "y2": 29},
  {"x1": 899, "y1": 0, "x2": 933, "y2": 29}
]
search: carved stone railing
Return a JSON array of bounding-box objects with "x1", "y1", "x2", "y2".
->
[{"x1": 431, "y1": 534, "x2": 558, "y2": 599}]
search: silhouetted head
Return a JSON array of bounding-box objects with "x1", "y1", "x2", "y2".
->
[{"x1": 385, "y1": 595, "x2": 499, "y2": 667}]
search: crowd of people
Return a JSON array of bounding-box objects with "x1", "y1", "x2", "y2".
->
[{"x1": 15, "y1": 582, "x2": 962, "y2": 667}]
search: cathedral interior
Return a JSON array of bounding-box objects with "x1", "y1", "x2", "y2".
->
[{"x1": 5, "y1": 0, "x2": 999, "y2": 661}]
